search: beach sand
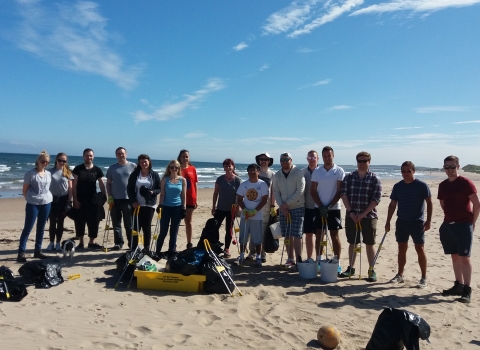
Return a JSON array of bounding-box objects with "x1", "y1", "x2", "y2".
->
[{"x1": 1, "y1": 171, "x2": 479, "y2": 349}]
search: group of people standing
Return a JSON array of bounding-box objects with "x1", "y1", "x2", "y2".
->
[
  {"x1": 16, "y1": 147, "x2": 478, "y2": 303},
  {"x1": 17, "y1": 148, "x2": 199, "y2": 261}
]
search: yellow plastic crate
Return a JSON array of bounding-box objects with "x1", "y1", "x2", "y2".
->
[{"x1": 134, "y1": 270, "x2": 206, "y2": 293}]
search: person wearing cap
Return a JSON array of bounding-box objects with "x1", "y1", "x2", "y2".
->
[
  {"x1": 236, "y1": 164, "x2": 269, "y2": 267},
  {"x1": 339, "y1": 151, "x2": 382, "y2": 282},
  {"x1": 246, "y1": 152, "x2": 276, "y2": 262},
  {"x1": 272, "y1": 153, "x2": 306, "y2": 268}
]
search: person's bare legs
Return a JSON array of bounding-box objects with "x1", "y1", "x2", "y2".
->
[
  {"x1": 185, "y1": 208, "x2": 194, "y2": 245},
  {"x1": 330, "y1": 230, "x2": 341, "y2": 259},
  {"x1": 397, "y1": 242, "x2": 408, "y2": 276},
  {"x1": 305, "y1": 233, "x2": 314, "y2": 259},
  {"x1": 414, "y1": 243, "x2": 427, "y2": 279},
  {"x1": 366, "y1": 244, "x2": 376, "y2": 266},
  {"x1": 452, "y1": 254, "x2": 472, "y2": 285}
]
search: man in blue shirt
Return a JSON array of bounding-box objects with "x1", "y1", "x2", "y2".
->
[{"x1": 385, "y1": 161, "x2": 432, "y2": 288}]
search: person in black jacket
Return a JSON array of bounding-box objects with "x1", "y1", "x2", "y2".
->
[{"x1": 127, "y1": 154, "x2": 161, "y2": 250}]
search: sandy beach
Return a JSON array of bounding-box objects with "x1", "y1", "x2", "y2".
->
[{"x1": 1, "y1": 171, "x2": 479, "y2": 349}]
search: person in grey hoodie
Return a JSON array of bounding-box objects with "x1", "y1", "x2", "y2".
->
[{"x1": 272, "y1": 152, "x2": 305, "y2": 268}]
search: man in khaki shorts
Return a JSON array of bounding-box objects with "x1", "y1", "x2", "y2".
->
[{"x1": 339, "y1": 151, "x2": 382, "y2": 282}]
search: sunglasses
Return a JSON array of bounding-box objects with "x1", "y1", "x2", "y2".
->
[
  {"x1": 307, "y1": 156, "x2": 317, "y2": 160},
  {"x1": 57, "y1": 159, "x2": 67, "y2": 163},
  {"x1": 280, "y1": 158, "x2": 291, "y2": 162},
  {"x1": 41, "y1": 160, "x2": 49, "y2": 164},
  {"x1": 443, "y1": 165, "x2": 457, "y2": 170},
  {"x1": 169, "y1": 165, "x2": 180, "y2": 170},
  {"x1": 357, "y1": 159, "x2": 369, "y2": 164},
  {"x1": 259, "y1": 158, "x2": 270, "y2": 162}
]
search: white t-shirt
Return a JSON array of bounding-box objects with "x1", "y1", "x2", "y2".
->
[
  {"x1": 236, "y1": 179, "x2": 269, "y2": 220},
  {"x1": 311, "y1": 164, "x2": 345, "y2": 210},
  {"x1": 135, "y1": 174, "x2": 154, "y2": 208}
]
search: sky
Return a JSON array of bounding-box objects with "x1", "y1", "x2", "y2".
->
[{"x1": 1, "y1": 0, "x2": 480, "y2": 167}]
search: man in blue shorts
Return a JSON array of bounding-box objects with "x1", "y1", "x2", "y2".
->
[
  {"x1": 385, "y1": 161, "x2": 432, "y2": 288},
  {"x1": 311, "y1": 146, "x2": 345, "y2": 272},
  {"x1": 339, "y1": 151, "x2": 382, "y2": 282},
  {"x1": 236, "y1": 163, "x2": 269, "y2": 267},
  {"x1": 273, "y1": 152, "x2": 305, "y2": 268},
  {"x1": 438, "y1": 155, "x2": 479, "y2": 303}
]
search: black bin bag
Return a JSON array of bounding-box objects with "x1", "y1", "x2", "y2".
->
[
  {"x1": 18, "y1": 260, "x2": 64, "y2": 289},
  {"x1": 202, "y1": 255, "x2": 235, "y2": 294},
  {"x1": 165, "y1": 248, "x2": 206, "y2": 276},
  {"x1": 0, "y1": 266, "x2": 28, "y2": 302},
  {"x1": 366, "y1": 308, "x2": 431, "y2": 350},
  {"x1": 263, "y1": 214, "x2": 279, "y2": 253}
]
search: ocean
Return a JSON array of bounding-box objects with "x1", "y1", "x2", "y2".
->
[{"x1": 0, "y1": 152, "x2": 435, "y2": 199}]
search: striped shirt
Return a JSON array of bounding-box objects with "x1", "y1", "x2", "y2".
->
[{"x1": 340, "y1": 170, "x2": 382, "y2": 219}]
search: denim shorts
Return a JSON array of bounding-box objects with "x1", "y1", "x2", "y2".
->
[
  {"x1": 395, "y1": 219, "x2": 425, "y2": 244},
  {"x1": 439, "y1": 222, "x2": 473, "y2": 257},
  {"x1": 239, "y1": 218, "x2": 263, "y2": 245}
]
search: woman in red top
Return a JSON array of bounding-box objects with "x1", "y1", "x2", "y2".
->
[{"x1": 177, "y1": 150, "x2": 198, "y2": 248}]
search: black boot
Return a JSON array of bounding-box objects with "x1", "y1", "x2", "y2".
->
[
  {"x1": 33, "y1": 251, "x2": 48, "y2": 259},
  {"x1": 442, "y1": 280, "x2": 464, "y2": 296},
  {"x1": 17, "y1": 252, "x2": 27, "y2": 263},
  {"x1": 457, "y1": 285, "x2": 472, "y2": 304}
]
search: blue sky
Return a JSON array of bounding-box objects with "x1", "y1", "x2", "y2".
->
[{"x1": 1, "y1": 0, "x2": 479, "y2": 167}]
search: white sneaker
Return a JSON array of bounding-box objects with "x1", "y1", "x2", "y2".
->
[
  {"x1": 390, "y1": 274, "x2": 405, "y2": 284},
  {"x1": 46, "y1": 242, "x2": 54, "y2": 251},
  {"x1": 55, "y1": 242, "x2": 62, "y2": 251},
  {"x1": 417, "y1": 278, "x2": 428, "y2": 289}
]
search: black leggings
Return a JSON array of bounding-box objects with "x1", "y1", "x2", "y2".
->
[
  {"x1": 49, "y1": 195, "x2": 68, "y2": 243},
  {"x1": 213, "y1": 210, "x2": 233, "y2": 249},
  {"x1": 132, "y1": 206, "x2": 155, "y2": 250}
]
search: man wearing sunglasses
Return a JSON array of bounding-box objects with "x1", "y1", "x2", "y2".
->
[
  {"x1": 385, "y1": 161, "x2": 432, "y2": 289},
  {"x1": 438, "y1": 155, "x2": 479, "y2": 304},
  {"x1": 340, "y1": 151, "x2": 382, "y2": 281},
  {"x1": 106, "y1": 147, "x2": 136, "y2": 250},
  {"x1": 272, "y1": 152, "x2": 306, "y2": 268}
]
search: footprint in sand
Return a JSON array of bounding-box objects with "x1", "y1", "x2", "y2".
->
[
  {"x1": 173, "y1": 333, "x2": 191, "y2": 344},
  {"x1": 199, "y1": 314, "x2": 221, "y2": 327}
]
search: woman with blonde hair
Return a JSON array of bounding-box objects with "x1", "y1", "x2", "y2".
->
[
  {"x1": 47, "y1": 153, "x2": 74, "y2": 251},
  {"x1": 17, "y1": 150, "x2": 53, "y2": 262},
  {"x1": 155, "y1": 160, "x2": 186, "y2": 257}
]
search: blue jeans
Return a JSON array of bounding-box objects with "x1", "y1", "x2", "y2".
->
[
  {"x1": 111, "y1": 199, "x2": 132, "y2": 247},
  {"x1": 156, "y1": 205, "x2": 182, "y2": 253},
  {"x1": 19, "y1": 202, "x2": 51, "y2": 253}
]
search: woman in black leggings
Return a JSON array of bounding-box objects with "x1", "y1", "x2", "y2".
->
[{"x1": 211, "y1": 159, "x2": 242, "y2": 257}]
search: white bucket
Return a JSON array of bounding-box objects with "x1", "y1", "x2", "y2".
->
[
  {"x1": 269, "y1": 222, "x2": 283, "y2": 239},
  {"x1": 297, "y1": 261, "x2": 317, "y2": 279},
  {"x1": 320, "y1": 260, "x2": 339, "y2": 283}
]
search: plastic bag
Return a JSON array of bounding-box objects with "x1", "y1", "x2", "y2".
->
[
  {"x1": 0, "y1": 265, "x2": 28, "y2": 302},
  {"x1": 18, "y1": 260, "x2": 64, "y2": 288},
  {"x1": 366, "y1": 308, "x2": 431, "y2": 350},
  {"x1": 165, "y1": 248, "x2": 206, "y2": 276},
  {"x1": 264, "y1": 214, "x2": 280, "y2": 253},
  {"x1": 202, "y1": 255, "x2": 235, "y2": 294},
  {"x1": 115, "y1": 249, "x2": 146, "y2": 280}
]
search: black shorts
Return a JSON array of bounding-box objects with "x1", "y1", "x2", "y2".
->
[
  {"x1": 439, "y1": 222, "x2": 473, "y2": 257},
  {"x1": 395, "y1": 219, "x2": 425, "y2": 244},
  {"x1": 186, "y1": 205, "x2": 196, "y2": 209},
  {"x1": 314, "y1": 209, "x2": 342, "y2": 232},
  {"x1": 345, "y1": 216, "x2": 377, "y2": 245}
]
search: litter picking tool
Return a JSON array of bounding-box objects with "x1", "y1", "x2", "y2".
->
[
  {"x1": 115, "y1": 245, "x2": 143, "y2": 289},
  {"x1": 101, "y1": 204, "x2": 113, "y2": 252},
  {"x1": 131, "y1": 206, "x2": 141, "y2": 250},
  {"x1": 349, "y1": 222, "x2": 361, "y2": 279},
  {"x1": 369, "y1": 231, "x2": 387, "y2": 276},
  {"x1": 353, "y1": 222, "x2": 363, "y2": 280},
  {"x1": 279, "y1": 213, "x2": 292, "y2": 268},
  {"x1": 204, "y1": 238, "x2": 242, "y2": 297},
  {"x1": 150, "y1": 207, "x2": 162, "y2": 253},
  {"x1": 230, "y1": 205, "x2": 239, "y2": 253}
]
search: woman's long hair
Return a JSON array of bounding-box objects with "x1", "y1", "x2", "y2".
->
[
  {"x1": 35, "y1": 150, "x2": 50, "y2": 170},
  {"x1": 55, "y1": 152, "x2": 72, "y2": 178},
  {"x1": 223, "y1": 158, "x2": 237, "y2": 175},
  {"x1": 177, "y1": 149, "x2": 192, "y2": 166},
  {"x1": 164, "y1": 160, "x2": 181, "y2": 178},
  {"x1": 136, "y1": 154, "x2": 152, "y2": 171}
]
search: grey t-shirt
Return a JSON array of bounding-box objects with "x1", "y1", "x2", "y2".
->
[
  {"x1": 48, "y1": 168, "x2": 73, "y2": 197},
  {"x1": 302, "y1": 166, "x2": 318, "y2": 209},
  {"x1": 390, "y1": 179, "x2": 431, "y2": 221},
  {"x1": 24, "y1": 168, "x2": 53, "y2": 205},
  {"x1": 106, "y1": 162, "x2": 137, "y2": 199},
  {"x1": 215, "y1": 175, "x2": 242, "y2": 211}
]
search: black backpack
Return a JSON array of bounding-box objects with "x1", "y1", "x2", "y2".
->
[{"x1": 263, "y1": 214, "x2": 279, "y2": 253}]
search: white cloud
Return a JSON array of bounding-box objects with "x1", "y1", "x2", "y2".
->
[
  {"x1": 415, "y1": 106, "x2": 471, "y2": 113},
  {"x1": 313, "y1": 79, "x2": 332, "y2": 86},
  {"x1": 262, "y1": 0, "x2": 320, "y2": 35},
  {"x1": 233, "y1": 42, "x2": 248, "y2": 51},
  {"x1": 297, "y1": 47, "x2": 314, "y2": 53},
  {"x1": 13, "y1": 0, "x2": 141, "y2": 89},
  {"x1": 454, "y1": 120, "x2": 480, "y2": 124},
  {"x1": 259, "y1": 64, "x2": 270, "y2": 71},
  {"x1": 289, "y1": 0, "x2": 364, "y2": 37},
  {"x1": 327, "y1": 105, "x2": 352, "y2": 110},
  {"x1": 132, "y1": 78, "x2": 226, "y2": 122},
  {"x1": 185, "y1": 131, "x2": 207, "y2": 138},
  {"x1": 351, "y1": 0, "x2": 480, "y2": 16},
  {"x1": 394, "y1": 126, "x2": 423, "y2": 130}
]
